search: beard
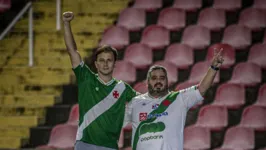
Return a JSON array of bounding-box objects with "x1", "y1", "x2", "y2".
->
[{"x1": 148, "y1": 82, "x2": 168, "y2": 97}]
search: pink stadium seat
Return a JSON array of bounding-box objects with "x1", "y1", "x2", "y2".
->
[
  {"x1": 222, "y1": 25, "x2": 251, "y2": 50},
  {"x1": 67, "y1": 104, "x2": 79, "y2": 126},
  {"x1": 229, "y1": 62, "x2": 261, "y2": 87},
  {"x1": 113, "y1": 61, "x2": 136, "y2": 83},
  {"x1": 255, "y1": 84, "x2": 266, "y2": 107},
  {"x1": 184, "y1": 126, "x2": 211, "y2": 150},
  {"x1": 172, "y1": 0, "x2": 202, "y2": 11},
  {"x1": 141, "y1": 25, "x2": 170, "y2": 50},
  {"x1": 196, "y1": 105, "x2": 228, "y2": 131},
  {"x1": 153, "y1": 61, "x2": 178, "y2": 85},
  {"x1": 123, "y1": 43, "x2": 153, "y2": 69},
  {"x1": 248, "y1": 43, "x2": 266, "y2": 69},
  {"x1": 0, "y1": 0, "x2": 11, "y2": 12},
  {"x1": 213, "y1": 0, "x2": 241, "y2": 11},
  {"x1": 240, "y1": 105, "x2": 266, "y2": 131},
  {"x1": 118, "y1": 130, "x2": 124, "y2": 148},
  {"x1": 206, "y1": 43, "x2": 235, "y2": 69},
  {"x1": 175, "y1": 81, "x2": 197, "y2": 91},
  {"x1": 157, "y1": 8, "x2": 186, "y2": 31},
  {"x1": 218, "y1": 126, "x2": 254, "y2": 149},
  {"x1": 189, "y1": 61, "x2": 220, "y2": 84},
  {"x1": 132, "y1": 0, "x2": 162, "y2": 11},
  {"x1": 164, "y1": 44, "x2": 194, "y2": 69},
  {"x1": 117, "y1": 8, "x2": 145, "y2": 31},
  {"x1": 133, "y1": 81, "x2": 148, "y2": 94},
  {"x1": 253, "y1": 0, "x2": 266, "y2": 10},
  {"x1": 182, "y1": 25, "x2": 210, "y2": 49},
  {"x1": 198, "y1": 8, "x2": 226, "y2": 31},
  {"x1": 212, "y1": 83, "x2": 245, "y2": 109},
  {"x1": 239, "y1": 8, "x2": 266, "y2": 31},
  {"x1": 99, "y1": 26, "x2": 129, "y2": 50}
]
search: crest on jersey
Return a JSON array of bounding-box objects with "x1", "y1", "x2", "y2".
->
[
  {"x1": 139, "y1": 112, "x2": 147, "y2": 121},
  {"x1": 113, "y1": 90, "x2": 120, "y2": 99}
]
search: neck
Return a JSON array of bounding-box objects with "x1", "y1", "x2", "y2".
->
[
  {"x1": 149, "y1": 91, "x2": 169, "y2": 99},
  {"x1": 98, "y1": 73, "x2": 112, "y2": 84}
]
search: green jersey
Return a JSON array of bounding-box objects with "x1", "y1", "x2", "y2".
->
[{"x1": 73, "y1": 61, "x2": 137, "y2": 149}]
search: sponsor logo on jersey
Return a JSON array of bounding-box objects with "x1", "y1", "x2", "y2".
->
[
  {"x1": 147, "y1": 112, "x2": 168, "y2": 119},
  {"x1": 140, "y1": 135, "x2": 163, "y2": 142},
  {"x1": 152, "y1": 104, "x2": 159, "y2": 109},
  {"x1": 139, "y1": 112, "x2": 148, "y2": 121}
]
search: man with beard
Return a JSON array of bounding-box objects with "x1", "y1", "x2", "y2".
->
[{"x1": 124, "y1": 48, "x2": 224, "y2": 150}]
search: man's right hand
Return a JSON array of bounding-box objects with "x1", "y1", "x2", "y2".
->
[{"x1": 63, "y1": 11, "x2": 74, "y2": 22}]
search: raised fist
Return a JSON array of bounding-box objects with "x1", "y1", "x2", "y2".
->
[{"x1": 63, "y1": 11, "x2": 74, "y2": 22}]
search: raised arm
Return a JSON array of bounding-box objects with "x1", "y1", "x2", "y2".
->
[
  {"x1": 198, "y1": 48, "x2": 224, "y2": 96},
  {"x1": 63, "y1": 11, "x2": 82, "y2": 68}
]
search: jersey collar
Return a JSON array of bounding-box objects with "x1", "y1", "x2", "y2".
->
[
  {"x1": 147, "y1": 91, "x2": 171, "y2": 100},
  {"x1": 96, "y1": 75, "x2": 115, "y2": 86}
]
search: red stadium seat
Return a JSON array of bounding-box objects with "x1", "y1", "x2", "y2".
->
[
  {"x1": 238, "y1": 8, "x2": 266, "y2": 31},
  {"x1": 213, "y1": 0, "x2": 241, "y2": 11},
  {"x1": 198, "y1": 8, "x2": 226, "y2": 31},
  {"x1": 141, "y1": 25, "x2": 170, "y2": 50},
  {"x1": 222, "y1": 25, "x2": 251, "y2": 50},
  {"x1": 132, "y1": 0, "x2": 162, "y2": 11},
  {"x1": 212, "y1": 83, "x2": 245, "y2": 109},
  {"x1": 133, "y1": 81, "x2": 148, "y2": 94},
  {"x1": 206, "y1": 43, "x2": 235, "y2": 69},
  {"x1": 153, "y1": 61, "x2": 178, "y2": 85},
  {"x1": 67, "y1": 104, "x2": 79, "y2": 126},
  {"x1": 164, "y1": 44, "x2": 194, "y2": 69},
  {"x1": 196, "y1": 105, "x2": 228, "y2": 131},
  {"x1": 172, "y1": 0, "x2": 202, "y2": 11},
  {"x1": 247, "y1": 43, "x2": 266, "y2": 69},
  {"x1": 253, "y1": 0, "x2": 266, "y2": 10},
  {"x1": 229, "y1": 62, "x2": 261, "y2": 87},
  {"x1": 99, "y1": 26, "x2": 129, "y2": 50},
  {"x1": 117, "y1": 8, "x2": 146, "y2": 31},
  {"x1": 255, "y1": 84, "x2": 266, "y2": 107},
  {"x1": 240, "y1": 105, "x2": 266, "y2": 131},
  {"x1": 124, "y1": 43, "x2": 153, "y2": 69},
  {"x1": 184, "y1": 126, "x2": 211, "y2": 150},
  {"x1": 0, "y1": 0, "x2": 11, "y2": 13},
  {"x1": 113, "y1": 61, "x2": 136, "y2": 83},
  {"x1": 182, "y1": 25, "x2": 210, "y2": 49},
  {"x1": 175, "y1": 81, "x2": 196, "y2": 91},
  {"x1": 157, "y1": 8, "x2": 186, "y2": 31}
]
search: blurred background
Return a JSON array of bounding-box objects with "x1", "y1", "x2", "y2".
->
[{"x1": 0, "y1": 0, "x2": 265, "y2": 149}]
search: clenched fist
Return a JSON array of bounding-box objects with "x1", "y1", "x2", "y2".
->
[{"x1": 63, "y1": 11, "x2": 74, "y2": 22}]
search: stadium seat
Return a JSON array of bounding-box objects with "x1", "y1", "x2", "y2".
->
[
  {"x1": 247, "y1": 43, "x2": 266, "y2": 69},
  {"x1": 229, "y1": 62, "x2": 262, "y2": 87},
  {"x1": 99, "y1": 26, "x2": 129, "y2": 50},
  {"x1": 164, "y1": 44, "x2": 194, "y2": 69},
  {"x1": 222, "y1": 24, "x2": 251, "y2": 50},
  {"x1": 206, "y1": 43, "x2": 235, "y2": 69},
  {"x1": 212, "y1": 83, "x2": 245, "y2": 109},
  {"x1": 213, "y1": 0, "x2": 242, "y2": 11},
  {"x1": 123, "y1": 43, "x2": 153, "y2": 69},
  {"x1": 133, "y1": 81, "x2": 148, "y2": 94},
  {"x1": 113, "y1": 61, "x2": 136, "y2": 83},
  {"x1": 175, "y1": 81, "x2": 197, "y2": 91},
  {"x1": 238, "y1": 8, "x2": 266, "y2": 31},
  {"x1": 67, "y1": 104, "x2": 79, "y2": 126},
  {"x1": 217, "y1": 126, "x2": 254, "y2": 150},
  {"x1": 240, "y1": 105, "x2": 266, "y2": 131},
  {"x1": 184, "y1": 126, "x2": 211, "y2": 150},
  {"x1": 196, "y1": 105, "x2": 228, "y2": 131},
  {"x1": 255, "y1": 84, "x2": 266, "y2": 107},
  {"x1": 0, "y1": 0, "x2": 11, "y2": 13},
  {"x1": 172, "y1": 0, "x2": 202, "y2": 11},
  {"x1": 153, "y1": 61, "x2": 178, "y2": 85},
  {"x1": 157, "y1": 8, "x2": 186, "y2": 31},
  {"x1": 132, "y1": 0, "x2": 162, "y2": 11},
  {"x1": 253, "y1": 0, "x2": 266, "y2": 10},
  {"x1": 117, "y1": 8, "x2": 146, "y2": 31},
  {"x1": 140, "y1": 25, "x2": 170, "y2": 50},
  {"x1": 198, "y1": 8, "x2": 226, "y2": 31},
  {"x1": 181, "y1": 25, "x2": 210, "y2": 49}
]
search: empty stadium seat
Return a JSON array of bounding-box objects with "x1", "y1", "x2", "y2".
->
[
  {"x1": 206, "y1": 43, "x2": 235, "y2": 69},
  {"x1": 0, "y1": 0, "x2": 11, "y2": 12},
  {"x1": 247, "y1": 43, "x2": 266, "y2": 69},
  {"x1": 113, "y1": 61, "x2": 136, "y2": 83},
  {"x1": 255, "y1": 84, "x2": 266, "y2": 107},
  {"x1": 99, "y1": 26, "x2": 129, "y2": 49},
  {"x1": 238, "y1": 8, "x2": 266, "y2": 31},
  {"x1": 153, "y1": 61, "x2": 178, "y2": 85},
  {"x1": 123, "y1": 43, "x2": 153, "y2": 69},
  {"x1": 196, "y1": 105, "x2": 228, "y2": 131},
  {"x1": 172, "y1": 0, "x2": 202, "y2": 11},
  {"x1": 184, "y1": 126, "x2": 211, "y2": 150},
  {"x1": 117, "y1": 8, "x2": 146, "y2": 31},
  {"x1": 175, "y1": 81, "x2": 196, "y2": 91},
  {"x1": 198, "y1": 8, "x2": 226, "y2": 31},
  {"x1": 229, "y1": 62, "x2": 261, "y2": 86},
  {"x1": 157, "y1": 8, "x2": 186, "y2": 31},
  {"x1": 67, "y1": 104, "x2": 79, "y2": 126},
  {"x1": 133, "y1": 81, "x2": 148, "y2": 94},
  {"x1": 132, "y1": 0, "x2": 162, "y2": 11},
  {"x1": 182, "y1": 25, "x2": 210, "y2": 49},
  {"x1": 213, "y1": 0, "x2": 241, "y2": 11},
  {"x1": 222, "y1": 25, "x2": 251, "y2": 49},
  {"x1": 141, "y1": 25, "x2": 170, "y2": 50},
  {"x1": 212, "y1": 83, "x2": 245, "y2": 109},
  {"x1": 164, "y1": 44, "x2": 194, "y2": 69},
  {"x1": 241, "y1": 105, "x2": 266, "y2": 131},
  {"x1": 253, "y1": 0, "x2": 266, "y2": 10}
]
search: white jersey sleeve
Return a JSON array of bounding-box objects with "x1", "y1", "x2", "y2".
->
[
  {"x1": 123, "y1": 100, "x2": 133, "y2": 127},
  {"x1": 180, "y1": 85, "x2": 204, "y2": 110}
]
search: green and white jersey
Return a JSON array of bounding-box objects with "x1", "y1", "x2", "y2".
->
[
  {"x1": 73, "y1": 61, "x2": 137, "y2": 149},
  {"x1": 124, "y1": 86, "x2": 203, "y2": 150}
]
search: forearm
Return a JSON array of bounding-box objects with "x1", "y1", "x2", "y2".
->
[
  {"x1": 63, "y1": 22, "x2": 77, "y2": 53},
  {"x1": 198, "y1": 67, "x2": 217, "y2": 96}
]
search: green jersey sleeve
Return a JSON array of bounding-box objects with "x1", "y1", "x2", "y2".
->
[
  {"x1": 125, "y1": 83, "x2": 138, "y2": 102},
  {"x1": 72, "y1": 61, "x2": 94, "y2": 84}
]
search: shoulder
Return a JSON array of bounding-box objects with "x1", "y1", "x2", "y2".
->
[{"x1": 130, "y1": 93, "x2": 149, "y2": 105}]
